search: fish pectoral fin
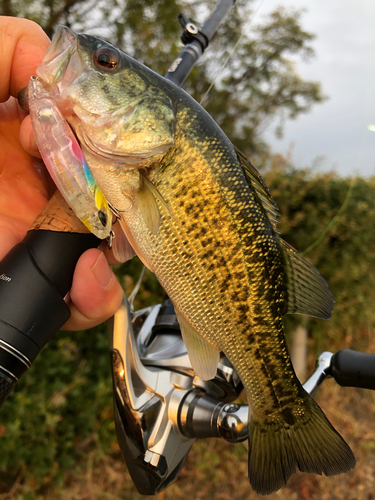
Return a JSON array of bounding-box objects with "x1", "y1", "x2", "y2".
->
[
  {"x1": 142, "y1": 174, "x2": 172, "y2": 217},
  {"x1": 111, "y1": 219, "x2": 136, "y2": 263},
  {"x1": 175, "y1": 310, "x2": 220, "y2": 381},
  {"x1": 134, "y1": 175, "x2": 171, "y2": 235},
  {"x1": 281, "y1": 239, "x2": 334, "y2": 319},
  {"x1": 134, "y1": 177, "x2": 160, "y2": 234}
]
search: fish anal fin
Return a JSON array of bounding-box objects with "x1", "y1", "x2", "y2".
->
[
  {"x1": 281, "y1": 239, "x2": 334, "y2": 319},
  {"x1": 175, "y1": 310, "x2": 220, "y2": 381}
]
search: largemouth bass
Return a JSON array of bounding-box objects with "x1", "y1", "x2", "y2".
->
[{"x1": 31, "y1": 26, "x2": 355, "y2": 495}]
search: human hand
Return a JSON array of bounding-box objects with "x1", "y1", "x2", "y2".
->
[{"x1": 0, "y1": 16, "x2": 123, "y2": 330}]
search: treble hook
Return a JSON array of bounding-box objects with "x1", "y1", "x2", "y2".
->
[{"x1": 107, "y1": 229, "x2": 115, "y2": 250}]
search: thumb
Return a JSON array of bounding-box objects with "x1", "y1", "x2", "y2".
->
[{"x1": 62, "y1": 249, "x2": 123, "y2": 331}]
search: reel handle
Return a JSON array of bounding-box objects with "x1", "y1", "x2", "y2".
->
[{"x1": 331, "y1": 349, "x2": 375, "y2": 390}]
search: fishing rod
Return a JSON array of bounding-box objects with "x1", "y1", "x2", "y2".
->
[{"x1": 164, "y1": 0, "x2": 235, "y2": 86}]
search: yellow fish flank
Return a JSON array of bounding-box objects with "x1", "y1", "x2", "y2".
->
[{"x1": 34, "y1": 26, "x2": 356, "y2": 495}]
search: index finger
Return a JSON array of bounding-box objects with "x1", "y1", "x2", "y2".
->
[{"x1": 0, "y1": 16, "x2": 50, "y2": 103}]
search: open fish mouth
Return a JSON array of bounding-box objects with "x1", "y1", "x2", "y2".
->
[
  {"x1": 18, "y1": 27, "x2": 77, "y2": 111},
  {"x1": 37, "y1": 25, "x2": 78, "y2": 86}
]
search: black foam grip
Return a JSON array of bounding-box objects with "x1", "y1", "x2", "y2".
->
[
  {"x1": 0, "y1": 229, "x2": 101, "y2": 405},
  {"x1": 331, "y1": 349, "x2": 375, "y2": 390},
  {"x1": 24, "y1": 230, "x2": 100, "y2": 296}
]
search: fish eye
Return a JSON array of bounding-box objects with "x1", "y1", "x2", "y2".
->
[{"x1": 94, "y1": 48, "x2": 119, "y2": 69}]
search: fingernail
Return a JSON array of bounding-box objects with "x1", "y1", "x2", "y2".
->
[{"x1": 91, "y1": 252, "x2": 114, "y2": 289}]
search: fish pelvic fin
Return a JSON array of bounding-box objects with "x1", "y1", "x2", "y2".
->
[
  {"x1": 175, "y1": 309, "x2": 220, "y2": 380},
  {"x1": 248, "y1": 392, "x2": 355, "y2": 496},
  {"x1": 280, "y1": 239, "x2": 334, "y2": 319},
  {"x1": 111, "y1": 219, "x2": 136, "y2": 263}
]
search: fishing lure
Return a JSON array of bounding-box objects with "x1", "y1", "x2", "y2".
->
[{"x1": 28, "y1": 76, "x2": 112, "y2": 240}]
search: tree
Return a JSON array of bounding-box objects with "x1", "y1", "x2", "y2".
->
[{"x1": 2, "y1": 0, "x2": 325, "y2": 156}]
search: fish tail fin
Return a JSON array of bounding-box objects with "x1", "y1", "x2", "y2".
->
[{"x1": 248, "y1": 392, "x2": 355, "y2": 496}]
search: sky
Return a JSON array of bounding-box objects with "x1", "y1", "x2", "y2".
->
[{"x1": 252, "y1": 0, "x2": 375, "y2": 177}]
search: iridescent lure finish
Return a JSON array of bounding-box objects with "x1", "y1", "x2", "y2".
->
[{"x1": 28, "y1": 76, "x2": 111, "y2": 239}]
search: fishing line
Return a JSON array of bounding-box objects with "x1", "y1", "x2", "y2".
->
[
  {"x1": 300, "y1": 176, "x2": 355, "y2": 256},
  {"x1": 301, "y1": 124, "x2": 368, "y2": 256},
  {"x1": 200, "y1": 0, "x2": 267, "y2": 107},
  {"x1": 128, "y1": 265, "x2": 146, "y2": 312}
]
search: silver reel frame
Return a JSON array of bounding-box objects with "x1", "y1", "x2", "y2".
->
[{"x1": 107, "y1": 294, "x2": 333, "y2": 495}]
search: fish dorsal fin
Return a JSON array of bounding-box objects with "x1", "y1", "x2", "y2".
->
[
  {"x1": 133, "y1": 174, "x2": 171, "y2": 235},
  {"x1": 111, "y1": 219, "x2": 136, "y2": 263},
  {"x1": 175, "y1": 310, "x2": 220, "y2": 381},
  {"x1": 235, "y1": 148, "x2": 280, "y2": 232},
  {"x1": 280, "y1": 239, "x2": 334, "y2": 319}
]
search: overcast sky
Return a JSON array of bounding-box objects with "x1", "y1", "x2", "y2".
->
[{"x1": 253, "y1": 0, "x2": 375, "y2": 177}]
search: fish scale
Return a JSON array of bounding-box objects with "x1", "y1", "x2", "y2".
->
[
  {"x1": 125, "y1": 108, "x2": 298, "y2": 417},
  {"x1": 34, "y1": 26, "x2": 355, "y2": 495}
]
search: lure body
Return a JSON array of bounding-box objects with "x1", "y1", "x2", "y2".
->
[{"x1": 28, "y1": 76, "x2": 112, "y2": 239}]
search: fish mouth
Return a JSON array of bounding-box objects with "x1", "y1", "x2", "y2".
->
[
  {"x1": 38, "y1": 26, "x2": 155, "y2": 166},
  {"x1": 36, "y1": 26, "x2": 78, "y2": 86},
  {"x1": 53, "y1": 25, "x2": 77, "y2": 47},
  {"x1": 19, "y1": 26, "x2": 77, "y2": 111}
]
